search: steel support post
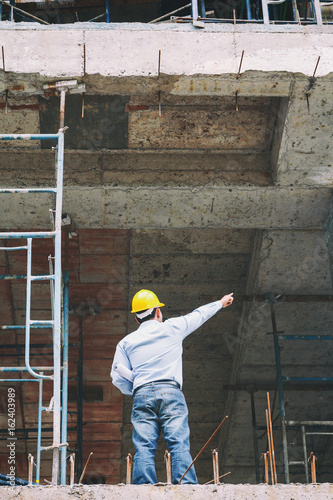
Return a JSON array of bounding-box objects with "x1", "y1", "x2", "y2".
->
[
  {"x1": 52, "y1": 130, "x2": 64, "y2": 485},
  {"x1": 270, "y1": 301, "x2": 290, "y2": 483},
  {"x1": 36, "y1": 375, "x2": 43, "y2": 484},
  {"x1": 250, "y1": 392, "x2": 260, "y2": 483},
  {"x1": 60, "y1": 271, "x2": 69, "y2": 484},
  {"x1": 191, "y1": 0, "x2": 199, "y2": 20}
]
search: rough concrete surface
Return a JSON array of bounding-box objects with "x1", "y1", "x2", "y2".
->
[{"x1": 1, "y1": 483, "x2": 333, "y2": 499}]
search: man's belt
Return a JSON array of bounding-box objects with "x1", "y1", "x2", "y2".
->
[{"x1": 133, "y1": 379, "x2": 180, "y2": 395}]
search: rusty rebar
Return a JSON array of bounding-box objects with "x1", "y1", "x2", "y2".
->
[
  {"x1": 178, "y1": 415, "x2": 228, "y2": 484},
  {"x1": 28, "y1": 453, "x2": 34, "y2": 485},
  {"x1": 164, "y1": 450, "x2": 172, "y2": 484},
  {"x1": 79, "y1": 451, "x2": 93, "y2": 483},
  {"x1": 309, "y1": 452, "x2": 317, "y2": 483},
  {"x1": 204, "y1": 471, "x2": 231, "y2": 485},
  {"x1": 263, "y1": 452, "x2": 269, "y2": 484},
  {"x1": 69, "y1": 453, "x2": 75, "y2": 486},
  {"x1": 267, "y1": 392, "x2": 277, "y2": 484},
  {"x1": 265, "y1": 409, "x2": 274, "y2": 484},
  {"x1": 126, "y1": 453, "x2": 132, "y2": 484},
  {"x1": 212, "y1": 449, "x2": 219, "y2": 484}
]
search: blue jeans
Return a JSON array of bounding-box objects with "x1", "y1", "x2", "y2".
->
[{"x1": 131, "y1": 382, "x2": 198, "y2": 485}]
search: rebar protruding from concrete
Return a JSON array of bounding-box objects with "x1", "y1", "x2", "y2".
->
[
  {"x1": 263, "y1": 452, "x2": 269, "y2": 484},
  {"x1": 267, "y1": 392, "x2": 277, "y2": 484},
  {"x1": 69, "y1": 453, "x2": 75, "y2": 486},
  {"x1": 204, "y1": 471, "x2": 231, "y2": 485},
  {"x1": 212, "y1": 449, "x2": 219, "y2": 484},
  {"x1": 265, "y1": 409, "x2": 274, "y2": 484},
  {"x1": 164, "y1": 450, "x2": 172, "y2": 484},
  {"x1": 28, "y1": 453, "x2": 34, "y2": 485},
  {"x1": 178, "y1": 415, "x2": 228, "y2": 484},
  {"x1": 126, "y1": 453, "x2": 132, "y2": 484},
  {"x1": 79, "y1": 451, "x2": 93, "y2": 484},
  {"x1": 309, "y1": 452, "x2": 317, "y2": 483}
]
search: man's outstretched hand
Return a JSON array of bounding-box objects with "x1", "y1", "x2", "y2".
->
[{"x1": 221, "y1": 293, "x2": 234, "y2": 308}]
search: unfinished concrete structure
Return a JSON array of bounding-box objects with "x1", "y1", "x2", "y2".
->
[{"x1": 0, "y1": 2, "x2": 333, "y2": 491}]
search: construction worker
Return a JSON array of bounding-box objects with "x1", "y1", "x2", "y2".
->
[{"x1": 111, "y1": 289, "x2": 234, "y2": 485}]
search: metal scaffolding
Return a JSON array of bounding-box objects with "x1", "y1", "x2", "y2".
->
[
  {"x1": 267, "y1": 294, "x2": 333, "y2": 484},
  {"x1": 0, "y1": 131, "x2": 68, "y2": 485}
]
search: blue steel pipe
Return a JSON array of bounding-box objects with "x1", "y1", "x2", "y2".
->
[
  {"x1": 191, "y1": 0, "x2": 199, "y2": 20},
  {"x1": 0, "y1": 366, "x2": 54, "y2": 372},
  {"x1": 0, "y1": 232, "x2": 55, "y2": 239},
  {"x1": 60, "y1": 271, "x2": 69, "y2": 484},
  {"x1": 0, "y1": 134, "x2": 59, "y2": 140},
  {"x1": 1, "y1": 379, "x2": 39, "y2": 382},
  {"x1": 52, "y1": 130, "x2": 65, "y2": 484},
  {"x1": 36, "y1": 375, "x2": 43, "y2": 484},
  {"x1": 106, "y1": 0, "x2": 110, "y2": 22},
  {"x1": 0, "y1": 188, "x2": 56, "y2": 193},
  {"x1": 1, "y1": 325, "x2": 52, "y2": 329},
  {"x1": 246, "y1": 0, "x2": 252, "y2": 19}
]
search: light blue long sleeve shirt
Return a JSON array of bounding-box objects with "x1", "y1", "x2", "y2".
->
[{"x1": 110, "y1": 300, "x2": 223, "y2": 396}]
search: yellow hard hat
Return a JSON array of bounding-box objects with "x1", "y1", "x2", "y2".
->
[{"x1": 131, "y1": 289, "x2": 165, "y2": 313}]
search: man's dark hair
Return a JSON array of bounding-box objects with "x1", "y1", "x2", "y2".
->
[{"x1": 136, "y1": 308, "x2": 157, "y2": 324}]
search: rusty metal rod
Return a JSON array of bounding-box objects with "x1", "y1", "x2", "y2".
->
[
  {"x1": 28, "y1": 453, "x2": 34, "y2": 485},
  {"x1": 69, "y1": 453, "x2": 75, "y2": 486},
  {"x1": 309, "y1": 452, "x2": 317, "y2": 483},
  {"x1": 264, "y1": 452, "x2": 269, "y2": 484},
  {"x1": 59, "y1": 90, "x2": 66, "y2": 130},
  {"x1": 237, "y1": 50, "x2": 245, "y2": 78},
  {"x1": 178, "y1": 415, "x2": 228, "y2": 484},
  {"x1": 265, "y1": 409, "x2": 274, "y2": 485},
  {"x1": 204, "y1": 471, "x2": 231, "y2": 485},
  {"x1": 79, "y1": 451, "x2": 93, "y2": 484},
  {"x1": 267, "y1": 392, "x2": 277, "y2": 484},
  {"x1": 164, "y1": 450, "x2": 171, "y2": 484},
  {"x1": 126, "y1": 453, "x2": 132, "y2": 484},
  {"x1": 212, "y1": 449, "x2": 219, "y2": 484},
  {"x1": 313, "y1": 56, "x2": 320, "y2": 78}
]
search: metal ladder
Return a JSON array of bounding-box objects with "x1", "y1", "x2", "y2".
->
[
  {"x1": 0, "y1": 131, "x2": 68, "y2": 484},
  {"x1": 267, "y1": 294, "x2": 333, "y2": 483}
]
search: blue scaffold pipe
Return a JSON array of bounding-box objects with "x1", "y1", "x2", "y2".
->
[
  {"x1": 0, "y1": 232, "x2": 55, "y2": 239},
  {"x1": 1, "y1": 379, "x2": 39, "y2": 382},
  {"x1": 31, "y1": 275, "x2": 55, "y2": 282},
  {"x1": 0, "y1": 248, "x2": 28, "y2": 252},
  {"x1": 52, "y1": 130, "x2": 65, "y2": 483},
  {"x1": 36, "y1": 375, "x2": 43, "y2": 484},
  {"x1": 0, "y1": 366, "x2": 54, "y2": 372},
  {"x1": 106, "y1": 0, "x2": 110, "y2": 22},
  {"x1": 191, "y1": 0, "x2": 199, "y2": 19},
  {"x1": 0, "y1": 474, "x2": 30, "y2": 485},
  {"x1": 0, "y1": 134, "x2": 59, "y2": 140},
  {"x1": 60, "y1": 271, "x2": 69, "y2": 485},
  {"x1": 1, "y1": 325, "x2": 52, "y2": 329},
  {"x1": 0, "y1": 188, "x2": 57, "y2": 193}
]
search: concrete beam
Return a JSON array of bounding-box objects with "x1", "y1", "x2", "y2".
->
[
  {"x1": 0, "y1": 186, "x2": 330, "y2": 230},
  {"x1": 0, "y1": 25, "x2": 332, "y2": 96},
  {"x1": 2, "y1": 484, "x2": 333, "y2": 499}
]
